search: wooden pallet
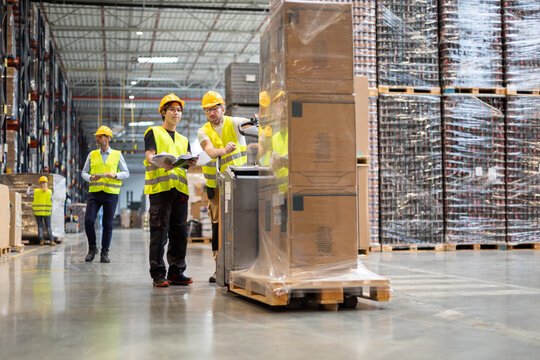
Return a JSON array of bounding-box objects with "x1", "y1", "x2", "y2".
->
[
  {"x1": 358, "y1": 248, "x2": 370, "y2": 256},
  {"x1": 229, "y1": 273, "x2": 391, "y2": 308},
  {"x1": 378, "y1": 86, "x2": 440, "y2": 95},
  {"x1": 505, "y1": 243, "x2": 540, "y2": 250},
  {"x1": 11, "y1": 244, "x2": 25, "y2": 252},
  {"x1": 444, "y1": 243, "x2": 507, "y2": 251},
  {"x1": 505, "y1": 89, "x2": 540, "y2": 96},
  {"x1": 368, "y1": 88, "x2": 378, "y2": 97},
  {"x1": 442, "y1": 87, "x2": 505, "y2": 95},
  {"x1": 381, "y1": 244, "x2": 445, "y2": 252},
  {"x1": 0, "y1": 247, "x2": 11, "y2": 256},
  {"x1": 188, "y1": 237, "x2": 211, "y2": 244}
]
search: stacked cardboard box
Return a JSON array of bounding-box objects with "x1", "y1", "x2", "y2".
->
[
  {"x1": 443, "y1": 95, "x2": 506, "y2": 243},
  {"x1": 257, "y1": 1, "x2": 357, "y2": 274},
  {"x1": 9, "y1": 191, "x2": 23, "y2": 248},
  {"x1": 440, "y1": 0, "x2": 504, "y2": 88},
  {"x1": 502, "y1": 1, "x2": 540, "y2": 90},
  {"x1": 0, "y1": 185, "x2": 10, "y2": 251},
  {"x1": 378, "y1": 94, "x2": 444, "y2": 244},
  {"x1": 506, "y1": 96, "x2": 539, "y2": 242},
  {"x1": 225, "y1": 63, "x2": 260, "y2": 106},
  {"x1": 376, "y1": 0, "x2": 439, "y2": 88},
  {"x1": 5, "y1": 130, "x2": 18, "y2": 172}
]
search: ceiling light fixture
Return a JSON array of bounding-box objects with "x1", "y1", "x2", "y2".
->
[
  {"x1": 130, "y1": 80, "x2": 138, "y2": 85},
  {"x1": 129, "y1": 121, "x2": 155, "y2": 127},
  {"x1": 136, "y1": 31, "x2": 144, "y2": 36},
  {"x1": 137, "y1": 57, "x2": 179, "y2": 64},
  {"x1": 129, "y1": 95, "x2": 135, "y2": 100}
]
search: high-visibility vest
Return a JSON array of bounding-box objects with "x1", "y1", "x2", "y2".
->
[
  {"x1": 143, "y1": 126, "x2": 189, "y2": 195},
  {"x1": 200, "y1": 116, "x2": 247, "y2": 188},
  {"x1": 89, "y1": 149, "x2": 123, "y2": 194},
  {"x1": 32, "y1": 189, "x2": 52, "y2": 216},
  {"x1": 272, "y1": 131, "x2": 289, "y2": 193}
]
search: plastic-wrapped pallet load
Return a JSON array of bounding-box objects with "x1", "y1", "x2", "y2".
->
[
  {"x1": 228, "y1": 0, "x2": 391, "y2": 307},
  {"x1": 506, "y1": 96, "x2": 540, "y2": 243},
  {"x1": 224, "y1": 63, "x2": 260, "y2": 106},
  {"x1": 368, "y1": 96, "x2": 379, "y2": 244},
  {"x1": 0, "y1": 174, "x2": 66, "y2": 242},
  {"x1": 503, "y1": 1, "x2": 540, "y2": 91},
  {"x1": 443, "y1": 95, "x2": 506, "y2": 243},
  {"x1": 376, "y1": 0, "x2": 439, "y2": 88},
  {"x1": 353, "y1": 0, "x2": 377, "y2": 88},
  {"x1": 378, "y1": 94, "x2": 444, "y2": 244},
  {"x1": 440, "y1": 0, "x2": 504, "y2": 89}
]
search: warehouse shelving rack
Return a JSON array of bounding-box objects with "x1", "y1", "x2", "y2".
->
[{"x1": 0, "y1": 0, "x2": 7, "y2": 173}]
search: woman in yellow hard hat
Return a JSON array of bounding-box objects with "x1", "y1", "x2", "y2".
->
[
  {"x1": 144, "y1": 93, "x2": 198, "y2": 287},
  {"x1": 81, "y1": 125, "x2": 130, "y2": 263},
  {"x1": 26, "y1": 176, "x2": 55, "y2": 245}
]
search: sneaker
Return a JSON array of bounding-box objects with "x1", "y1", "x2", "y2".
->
[
  {"x1": 167, "y1": 273, "x2": 193, "y2": 286},
  {"x1": 153, "y1": 276, "x2": 169, "y2": 287},
  {"x1": 208, "y1": 273, "x2": 216, "y2": 283}
]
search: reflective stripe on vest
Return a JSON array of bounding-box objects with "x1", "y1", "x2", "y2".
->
[
  {"x1": 89, "y1": 149, "x2": 123, "y2": 194},
  {"x1": 200, "y1": 116, "x2": 247, "y2": 188},
  {"x1": 32, "y1": 189, "x2": 52, "y2": 216},
  {"x1": 143, "y1": 126, "x2": 189, "y2": 195}
]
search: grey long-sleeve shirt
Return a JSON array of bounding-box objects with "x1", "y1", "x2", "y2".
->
[{"x1": 81, "y1": 147, "x2": 130, "y2": 182}]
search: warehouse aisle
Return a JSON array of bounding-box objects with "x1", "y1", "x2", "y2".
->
[{"x1": 1, "y1": 229, "x2": 539, "y2": 359}]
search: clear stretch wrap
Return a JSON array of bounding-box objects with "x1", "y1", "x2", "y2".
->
[
  {"x1": 379, "y1": 94, "x2": 443, "y2": 244},
  {"x1": 443, "y1": 95, "x2": 506, "y2": 243},
  {"x1": 368, "y1": 96, "x2": 379, "y2": 244},
  {"x1": 353, "y1": 0, "x2": 377, "y2": 88},
  {"x1": 440, "y1": 0, "x2": 504, "y2": 88},
  {"x1": 231, "y1": 0, "x2": 390, "y2": 301},
  {"x1": 376, "y1": 0, "x2": 439, "y2": 88},
  {"x1": 506, "y1": 96, "x2": 540, "y2": 242},
  {"x1": 503, "y1": 1, "x2": 540, "y2": 90}
]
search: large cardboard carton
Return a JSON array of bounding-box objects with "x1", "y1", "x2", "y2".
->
[
  {"x1": 357, "y1": 164, "x2": 370, "y2": 250},
  {"x1": 259, "y1": 182, "x2": 358, "y2": 274},
  {"x1": 0, "y1": 185, "x2": 11, "y2": 249},
  {"x1": 9, "y1": 191, "x2": 22, "y2": 247},
  {"x1": 261, "y1": 1, "x2": 353, "y2": 95},
  {"x1": 354, "y1": 76, "x2": 370, "y2": 157},
  {"x1": 260, "y1": 92, "x2": 356, "y2": 187}
]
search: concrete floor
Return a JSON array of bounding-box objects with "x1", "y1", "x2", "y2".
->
[{"x1": 1, "y1": 229, "x2": 539, "y2": 360}]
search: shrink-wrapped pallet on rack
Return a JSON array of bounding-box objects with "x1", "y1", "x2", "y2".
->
[
  {"x1": 376, "y1": 0, "x2": 439, "y2": 88},
  {"x1": 440, "y1": 0, "x2": 504, "y2": 89},
  {"x1": 353, "y1": 0, "x2": 377, "y2": 89},
  {"x1": 443, "y1": 95, "x2": 506, "y2": 243}
]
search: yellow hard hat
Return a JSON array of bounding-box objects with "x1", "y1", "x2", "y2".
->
[
  {"x1": 159, "y1": 93, "x2": 185, "y2": 114},
  {"x1": 259, "y1": 91, "x2": 270, "y2": 108},
  {"x1": 39, "y1": 176, "x2": 48, "y2": 183},
  {"x1": 263, "y1": 126, "x2": 272, "y2": 137},
  {"x1": 94, "y1": 125, "x2": 113, "y2": 138},
  {"x1": 201, "y1": 91, "x2": 225, "y2": 108}
]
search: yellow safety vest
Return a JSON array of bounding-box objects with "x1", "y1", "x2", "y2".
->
[
  {"x1": 272, "y1": 131, "x2": 289, "y2": 193},
  {"x1": 89, "y1": 149, "x2": 123, "y2": 194},
  {"x1": 201, "y1": 116, "x2": 247, "y2": 188},
  {"x1": 143, "y1": 126, "x2": 189, "y2": 195},
  {"x1": 32, "y1": 188, "x2": 53, "y2": 216}
]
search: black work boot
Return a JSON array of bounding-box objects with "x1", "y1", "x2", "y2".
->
[
  {"x1": 100, "y1": 250, "x2": 110, "y2": 263},
  {"x1": 85, "y1": 246, "x2": 98, "y2": 262}
]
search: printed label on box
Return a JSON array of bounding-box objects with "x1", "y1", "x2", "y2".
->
[{"x1": 475, "y1": 167, "x2": 483, "y2": 177}]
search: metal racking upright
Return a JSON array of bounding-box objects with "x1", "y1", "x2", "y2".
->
[{"x1": 0, "y1": 0, "x2": 7, "y2": 173}]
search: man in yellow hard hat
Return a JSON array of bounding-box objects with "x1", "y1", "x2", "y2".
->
[
  {"x1": 26, "y1": 176, "x2": 54, "y2": 245},
  {"x1": 197, "y1": 90, "x2": 248, "y2": 283},
  {"x1": 81, "y1": 125, "x2": 130, "y2": 263},
  {"x1": 144, "y1": 93, "x2": 197, "y2": 287}
]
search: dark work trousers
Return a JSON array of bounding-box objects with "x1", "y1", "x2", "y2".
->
[
  {"x1": 35, "y1": 215, "x2": 53, "y2": 241},
  {"x1": 85, "y1": 191, "x2": 119, "y2": 252},
  {"x1": 148, "y1": 188, "x2": 189, "y2": 279}
]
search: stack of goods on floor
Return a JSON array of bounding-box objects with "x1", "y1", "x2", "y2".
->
[
  {"x1": 224, "y1": 62, "x2": 260, "y2": 163},
  {"x1": 440, "y1": 0, "x2": 504, "y2": 89},
  {"x1": 378, "y1": 94, "x2": 443, "y2": 245},
  {"x1": 442, "y1": 96, "x2": 506, "y2": 243},
  {"x1": 368, "y1": 96, "x2": 379, "y2": 245},
  {"x1": 505, "y1": 96, "x2": 539, "y2": 243},
  {"x1": 228, "y1": 1, "x2": 390, "y2": 307},
  {"x1": 376, "y1": 0, "x2": 439, "y2": 89},
  {"x1": 0, "y1": 174, "x2": 66, "y2": 242},
  {"x1": 502, "y1": 1, "x2": 540, "y2": 92}
]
